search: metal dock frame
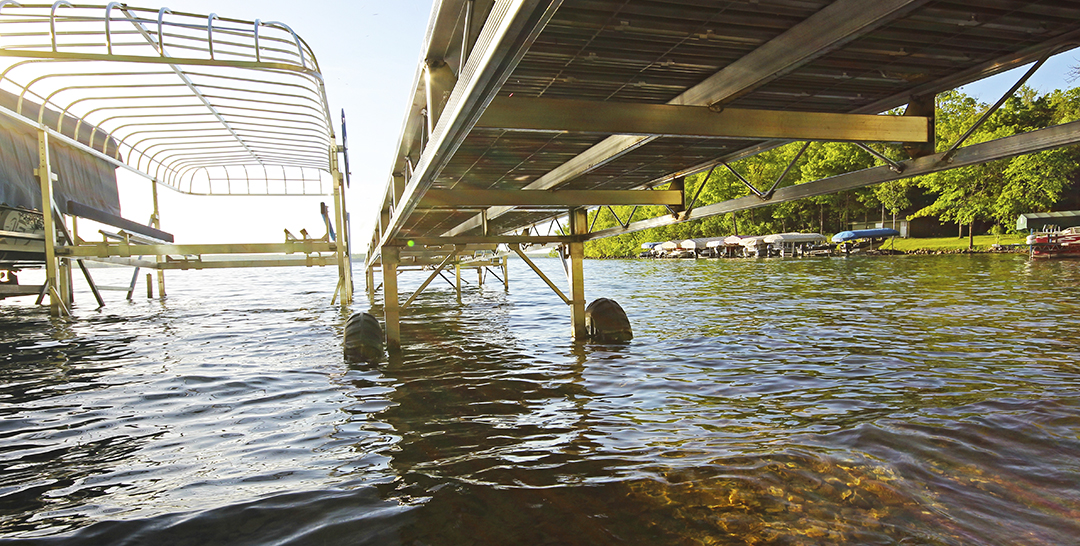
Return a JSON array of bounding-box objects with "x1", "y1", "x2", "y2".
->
[{"x1": 362, "y1": 0, "x2": 1080, "y2": 350}]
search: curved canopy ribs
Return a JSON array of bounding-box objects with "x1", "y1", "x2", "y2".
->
[
  {"x1": 0, "y1": 2, "x2": 335, "y2": 195},
  {"x1": 0, "y1": 3, "x2": 353, "y2": 314}
]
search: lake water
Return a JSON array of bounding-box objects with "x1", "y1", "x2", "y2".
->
[{"x1": 2, "y1": 254, "x2": 1079, "y2": 545}]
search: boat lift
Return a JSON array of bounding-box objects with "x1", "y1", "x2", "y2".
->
[{"x1": 0, "y1": 3, "x2": 352, "y2": 315}]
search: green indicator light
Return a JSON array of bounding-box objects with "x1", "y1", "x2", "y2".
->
[{"x1": 407, "y1": 240, "x2": 415, "y2": 247}]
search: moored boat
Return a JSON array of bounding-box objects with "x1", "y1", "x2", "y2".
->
[
  {"x1": 763, "y1": 232, "x2": 827, "y2": 257},
  {"x1": 0, "y1": 205, "x2": 45, "y2": 298},
  {"x1": 832, "y1": 228, "x2": 900, "y2": 254},
  {"x1": 1027, "y1": 227, "x2": 1080, "y2": 258}
]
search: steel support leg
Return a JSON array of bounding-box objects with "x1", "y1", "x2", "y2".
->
[
  {"x1": 59, "y1": 258, "x2": 72, "y2": 305},
  {"x1": 36, "y1": 129, "x2": 65, "y2": 316},
  {"x1": 365, "y1": 266, "x2": 375, "y2": 303},
  {"x1": 382, "y1": 246, "x2": 401, "y2": 351},
  {"x1": 331, "y1": 146, "x2": 353, "y2": 306},
  {"x1": 151, "y1": 179, "x2": 166, "y2": 299},
  {"x1": 502, "y1": 255, "x2": 509, "y2": 290},
  {"x1": 568, "y1": 208, "x2": 587, "y2": 339},
  {"x1": 455, "y1": 263, "x2": 462, "y2": 304}
]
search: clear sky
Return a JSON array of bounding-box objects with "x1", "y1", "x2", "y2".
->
[{"x1": 102, "y1": 3, "x2": 1077, "y2": 245}]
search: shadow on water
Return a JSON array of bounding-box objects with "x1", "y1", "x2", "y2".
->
[{"x1": 0, "y1": 488, "x2": 411, "y2": 546}]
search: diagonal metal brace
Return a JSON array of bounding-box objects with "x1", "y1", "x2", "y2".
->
[
  {"x1": 723, "y1": 142, "x2": 811, "y2": 201},
  {"x1": 942, "y1": 46, "x2": 1058, "y2": 162},
  {"x1": 401, "y1": 246, "x2": 461, "y2": 310},
  {"x1": 762, "y1": 141, "x2": 811, "y2": 199},
  {"x1": 723, "y1": 161, "x2": 766, "y2": 198},
  {"x1": 855, "y1": 143, "x2": 904, "y2": 174},
  {"x1": 510, "y1": 243, "x2": 570, "y2": 305},
  {"x1": 685, "y1": 164, "x2": 718, "y2": 213},
  {"x1": 604, "y1": 205, "x2": 639, "y2": 229}
]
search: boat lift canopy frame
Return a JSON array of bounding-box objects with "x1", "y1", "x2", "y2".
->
[{"x1": 0, "y1": 2, "x2": 353, "y2": 314}]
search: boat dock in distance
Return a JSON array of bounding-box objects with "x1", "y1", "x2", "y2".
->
[{"x1": 640, "y1": 230, "x2": 899, "y2": 259}]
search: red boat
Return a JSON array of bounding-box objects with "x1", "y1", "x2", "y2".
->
[{"x1": 1027, "y1": 227, "x2": 1080, "y2": 258}]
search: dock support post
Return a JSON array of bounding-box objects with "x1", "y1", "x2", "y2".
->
[
  {"x1": 502, "y1": 255, "x2": 509, "y2": 290},
  {"x1": 568, "y1": 208, "x2": 587, "y2": 339},
  {"x1": 331, "y1": 144, "x2": 353, "y2": 306},
  {"x1": 455, "y1": 262, "x2": 462, "y2": 304},
  {"x1": 59, "y1": 257, "x2": 72, "y2": 306},
  {"x1": 365, "y1": 266, "x2": 375, "y2": 303},
  {"x1": 382, "y1": 246, "x2": 401, "y2": 351},
  {"x1": 151, "y1": 179, "x2": 166, "y2": 299},
  {"x1": 36, "y1": 129, "x2": 67, "y2": 316}
]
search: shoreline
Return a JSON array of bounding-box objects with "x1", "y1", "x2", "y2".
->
[{"x1": 587, "y1": 247, "x2": 1032, "y2": 259}]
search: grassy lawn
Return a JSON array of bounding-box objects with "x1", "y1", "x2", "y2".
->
[{"x1": 880, "y1": 234, "x2": 1027, "y2": 252}]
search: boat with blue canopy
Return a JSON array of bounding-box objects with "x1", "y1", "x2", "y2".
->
[{"x1": 831, "y1": 228, "x2": 900, "y2": 243}]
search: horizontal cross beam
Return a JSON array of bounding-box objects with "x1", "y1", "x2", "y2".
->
[
  {"x1": 73, "y1": 256, "x2": 337, "y2": 270},
  {"x1": 399, "y1": 235, "x2": 581, "y2": 246},
  {"x1": 477, "y1": 97, "x2": 930, "y2": 142},
  {"x1": 417, "y1": 189, "x2": 683, "y2": 208},
  {"x1": 58, "y1": 241, "x2": 337, "y2": 258}
]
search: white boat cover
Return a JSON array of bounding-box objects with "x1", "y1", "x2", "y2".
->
[
  {"x1": 763, "y1": 233, "x2": 826, "y2": 244},
  {"x1": 740, "y1": 236, "x2": 767, "y2": 248}
]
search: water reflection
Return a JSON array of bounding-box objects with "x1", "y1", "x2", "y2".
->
[
  {"x1": 362, "y1": 256, "x2": 1080, "y2": 545},
  {"x1": 0, "y1": 311, "x2": 145, "y2": 535},
  {"x1": 1, "y1": 256, "x2": 1079, "y2": 544}
]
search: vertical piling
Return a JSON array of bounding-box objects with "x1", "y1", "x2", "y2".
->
[
  {"x1": 568, "y1": 208, "x2": 587, "y2": 339},
  {"x1": 501, "y1": 255, "x2": 509, "y2": 290},
  {"x1": 382, "y1": 246, "x2": 401, "y2": 350},
  {"x1": 331, "y1": 144, "x2": 353, "y2": 306},
  {"x1": 455, "y1": 262, "x2": 462, "y2": 304},
  {"x1": 365, "y1": 266, "x2": 375, "y2": 303},
  {"x1": 151, "y1": 179, "x2": 166, "y2": 298},
  {"x1": 36, "y1": 129, "x2": 65, "y2": 316},
  {"x1": 59, "y1": 258, "x2": 72, "y2": 306}
]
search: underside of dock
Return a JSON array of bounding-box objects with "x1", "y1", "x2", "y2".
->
[{"x1": 366, "y1": 0, "x2": 1080, "y2": 348}]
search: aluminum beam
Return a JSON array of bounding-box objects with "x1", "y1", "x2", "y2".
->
[
  {"x1": 589, "y1": 119, "x2": 1080, "y2": 240},
  {"x1": 402, "y1": 235, "x2": 581, "y2": 246},
  {"x1": 477, "y1": 97, "x2": 930, "y2": 142},
  {"x1": 374, "y1": 0, "x2": 564, "y2": 248},
  {"x1": 84, "y1": 256, "x2": 338, "y2": 270},
  {"x1": 59, "y1": 241, "x2": 337, "y2": 258},
  {"x1": 418, "y1": 189, "x2": 684, "y2": 208},
  {"x1": 440, "y1": 0, "x2": 929, "y2": 238}
]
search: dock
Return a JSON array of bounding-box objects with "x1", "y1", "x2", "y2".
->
[{"x1": 364, "y1": 0, "x2": 1080, "y2": 349}]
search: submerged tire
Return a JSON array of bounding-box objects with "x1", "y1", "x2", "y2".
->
[
  {"x1": 585, "y1": 298, "x2": 633, "y2": 342},
  {"x1": 344, "y1": 312, "x2": 385, "y2": 362}
]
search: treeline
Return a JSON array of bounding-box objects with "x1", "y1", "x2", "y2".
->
[{"x1": 585, "y1": 87, "x2": 1080, "y2": 258}]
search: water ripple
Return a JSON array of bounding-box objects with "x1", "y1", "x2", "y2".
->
[{"x1": 1, "y1": 256, "x2": 1079, "y2": 544}]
